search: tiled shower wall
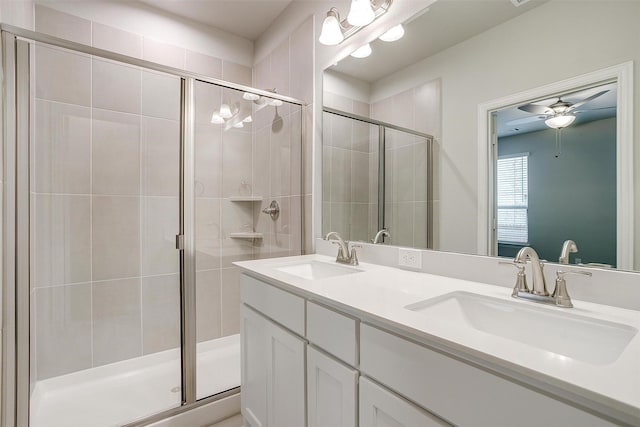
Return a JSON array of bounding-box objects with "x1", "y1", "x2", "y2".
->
[
  {"x1": 370, "y1": 79, "x2": 441, "y2": 249},
  {"x1": 31, "y1": 43, "x2": 183, "y2": 380},
  {"x1": 322, "y1": 92, "x2": 378, "y2": 243}
]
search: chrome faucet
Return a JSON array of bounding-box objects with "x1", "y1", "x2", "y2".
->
[
  {"x1": 514, "y1": 246, "x2": 549, "y2": 296},
  {"x1": 372, "y1": 229, "x2": 390, "y2": 244},
  {"x1": 325, "y1": 232, "x2": 360, "y2": 266},
  {"x1": 559, "y1": 239, "x2": 578, "y2": 264}
]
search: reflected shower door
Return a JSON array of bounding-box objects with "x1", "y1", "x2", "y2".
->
[
  {"x1": 29, "y1": 42, "x2": 183, "y2": 427},
  {"x1": 383, "y1": 128, "x2": 432, "y2": 249},
  {"x1": 322, "y1": 110, "x2": 379, "y2": 242}
]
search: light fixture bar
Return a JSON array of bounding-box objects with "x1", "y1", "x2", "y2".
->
[
  {"x1": 342, "y1": 0, "x2": 393, "y2": 40},
  {"x1": 319, "y1": 0, "x2": 393, "y2": 46}
]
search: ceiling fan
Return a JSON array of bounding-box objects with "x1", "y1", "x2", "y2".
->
[{"x1": 507, "y1": 89, "x2": 612, "y2": 129}]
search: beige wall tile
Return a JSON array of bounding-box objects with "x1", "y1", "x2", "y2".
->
[
  {"x1": 270, "y1": 39, "x2": 290, "y2": 98},
  {"x1": 196, "y1": 269, "x2": 221, "y2": 342},
  {"x1": 289, "y1": 195, "x2": 303, "y2": 255},
  {"x1": 220, "y1": 200, "x2": 253, "y2": 267},
  {"x1": 92, "y1": 196, "x2": 140, "y2": 281},
  {"x1": 92, "y1": 278, "x2": 142, "y2": 366},
  {"x1": 252, "y1": 126, "x2": 271, "y2": 197},
  {"x1": 352, "y1": 120, "x2": 371, "y2": 153},
  {"x1": 289, "y1": 19, "x2": 313, "y2": 103},
  {"x1": 35, "y1": 45, "x2": 91, "y2": 106},
  {"x1": 143, "y1": 37, "x2": 185, "y2": 69},
  {"x1": 221, "y1": 129, "x2": 252, "y2": 197},
  {"x1": 353, "y1": 101, "x2": 370, "y2": 118},
  {"x1": 92, "y1": 59, "x2": 142, "y2": 114},
  {"x1": 391, "y1": 145, "x2": 415, "y2": 202},
  {"x1": 35, "y1": 283, "x2": 92, "y2": 379},
  {"x1": 34, "y1": 100, "x2": 91, "y2": 194},
  {"x1": 196, "y1": 198, "x2": 221, "y2": 271},
  {"x1": 142, "y1": 197, "x2": 180, "y2": 276},
  {"x1": 186, "y1": 50, "x2": 222, "y2": 78},
  {"x1": 221, "y1": 267, "x2": 241, "y2": 336},
  {"x1": 329, "y1": 202, "x2": 350, "y2": 239},
  {"x1": 142, "y1": 117, "x2": 180, "y2": 196},
  {"x1": 35, "y1": 4, "x2": 91, "y2": 45},
  {"x1": 270, "y1": 114, "x2": 291, "y2": 197},
  {"x1": 142, "y1": 274, "x2": 180, "y2": 354},
  {"x1": 290, "y1": 108, "x2": 303, "y2": 196},
  {"x1": 33, "y1": 195, "x2": 91, "y2": 287},
  {"x1": 329, "y1": 148, "x2": 351, "y2": 203},
  {"x1": 304, "y1": 194, "x2": 313, "y2": 254},
  {"x1": 330, "y1": 114, "x2": 352, "y2": 150},
  {"x1": 142, "y1": 71, "x2": 181, "y2": 120},
  {"x1": 350, "y1": 203, "x2": 369, "y2": 242},
  {"x1": 92, "y1": 109, "x2": 140, "y2": 195},
  {"x1": 195, "y1": 80, "x2": 222, "y2": 125},
  {"x1": 222, "y1": 61, "x2": 252, "y2": 87},
  {"x1": 195, "y1": 124, "x2": 222, "y2": 198},
  {"x1": 414, "y1": 202, "x2": 428, "y2": 250},
  {"x1": 351, "y1": 151, "x2": 370, "y2": 203},
  {"x1": 92, "y1": 23, "x2": 143, "y2": 58},
  {"x1": 414, "y1": 141, "x2": 429, "y2": 202}
]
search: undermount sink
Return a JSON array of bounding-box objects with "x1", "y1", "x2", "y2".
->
[
  {"x1": 274, "y1": 260, "x2": 363, "y2": 280},
  {"x1": 405, "y1": 291, "x2": 638, "y2": 365}
]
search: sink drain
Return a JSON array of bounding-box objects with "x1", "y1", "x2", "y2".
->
[{"x1": 171, "y1": 386, "x2": 181, "y2": 393}]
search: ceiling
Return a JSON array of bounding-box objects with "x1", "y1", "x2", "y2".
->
[
  {"x1": 332, "y1": 0, "x2": 548, "y2": 83},
  {"x1": 496, "y1": 82, "x2": 617, "y2": 138},
  {"x1": 138, "y1": 0, "x2": 294, "y2": 40}
]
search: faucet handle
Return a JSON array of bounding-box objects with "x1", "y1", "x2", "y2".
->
[
  {"x1": 552, "y1": 270, "x2": 592, "y2": 308},
  {"x1": 499, "y1": 261, "x2": 529, "y2": 296}
]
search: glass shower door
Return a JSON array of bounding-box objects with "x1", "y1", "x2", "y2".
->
[{"x1": 29, "y1": 42, "x2": 183, "y2": 427}]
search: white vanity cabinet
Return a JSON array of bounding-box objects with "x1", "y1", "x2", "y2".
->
[{"x1": 240, "y1": 272, "x2": 622, "y2": 427}]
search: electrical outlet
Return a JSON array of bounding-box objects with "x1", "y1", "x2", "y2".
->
[{"x1": 398, "y1": 248, "x2": 422, "y2": 269}]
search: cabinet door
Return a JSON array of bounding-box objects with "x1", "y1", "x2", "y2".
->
[
  {"x1": 359, "y1": 377, "x2": 450, "y2": 427},
  {"x1": 266, "y1": 316, "x2": 306, "y2": 427},
  {"x1": 241, "y1": 305, "x2": 269, "y2": 427},
  {"x1": 307, "y1": 346, "x2": 358, "y2": 427}
]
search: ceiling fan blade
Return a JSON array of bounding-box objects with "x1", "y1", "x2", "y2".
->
[
  {"x1": 505, "y1": 115, "x2": 546, "y2": 126},
  {"x1": 574, "y1": 106, "x2": 616, "y2": 113},
  {"x1": 518, "y1": 104, "x2": 553, "y2": 114},
  {"x1": 567, "y1": 90, "x2": 609, "y2": 111}
]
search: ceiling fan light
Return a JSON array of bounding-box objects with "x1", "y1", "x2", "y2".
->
[
  {"x1": 545, "y1": 114, "x2": 576, "y2": 129},
  {"x1": 319, "y1": 10, "x2": 344, "y2": 45},
  {"x1": 347, "y1": 0, "x2": 375, "y2": 26},
  {"x1": 350, "y1": 43, "x2": 372, "y2": 59},
  {"x1": 379, "y1": 24, "x2": 405, "y2": 42}
]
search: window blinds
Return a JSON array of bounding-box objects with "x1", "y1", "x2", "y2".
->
[{"x1": 497, "y1": 154, "x2": 528, "y2": 244}]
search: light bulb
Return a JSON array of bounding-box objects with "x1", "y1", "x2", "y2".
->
[
  {"x1": 233, "y1": 121, "x2": 244, "y2": 129},
  {"x1": 243, "y1": 116, "x2": 253, "y2": 123},
  {"x1": 545, "y1": 114, "x2": 576, "y2": 129},
  {"x1": 319, "y1": 10, "x2": 344, "y2": 45},
  {"x1": 243, "y1": 92, "x2": 260, "y2": 101},
  {"x1": 210, "y1": 111, "x2": 225, "y2": 124},
  {"x1": 350, "y1": 43, "x2": 372, "y2": 59},
  {"x1": 219, "y1": 104, "x2": 232, "y2": 119},
  {"x1": 347, "y1": 0, "x2": 375, "y2": 26},
  {"x1": 379, "y1": 24, "x2": 404, "y2": 42}
]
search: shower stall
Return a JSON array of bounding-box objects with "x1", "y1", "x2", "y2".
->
[{"x1": 1, "y1": 28, "x2": 304, "y2": 427}]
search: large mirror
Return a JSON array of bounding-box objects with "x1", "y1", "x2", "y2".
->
[{"x1": 321, "y1": 0, "x2": 638, "y2": 271}]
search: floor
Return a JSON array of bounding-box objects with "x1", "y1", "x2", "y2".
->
[{"x1": 30, "y1": 334, "x2": 240, "y2": 427}]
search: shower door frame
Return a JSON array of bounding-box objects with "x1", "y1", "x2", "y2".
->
[
  {"x1": 1, "y1": 26, "x2": 306, "y2": 427},
  {"x1": 322, "y1": 107, "x2": 435, "y2": 248}
]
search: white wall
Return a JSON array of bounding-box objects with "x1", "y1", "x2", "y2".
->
[
  {"x1": 369, "y1": 0, "x2": 640, "y2": 268},
  {"x1": 323, "y1": 70, "x2": 371, "y2": 104}
]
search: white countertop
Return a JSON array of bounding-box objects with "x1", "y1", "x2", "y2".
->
[{"x1": 235, "y1": 254, "x2": 640, "y2": 423}]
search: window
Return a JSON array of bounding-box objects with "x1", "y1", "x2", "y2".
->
[{"x1": 497, "y1": 154, "x2": 528, "y2": 244}]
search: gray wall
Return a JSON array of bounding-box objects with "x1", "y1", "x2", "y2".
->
[{"x1": 498, "y1": 117, "x2": 616, "y2": 266}]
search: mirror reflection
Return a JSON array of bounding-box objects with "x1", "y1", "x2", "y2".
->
[{"x1": 321, "y1": 0, "x2": 638, "y2": 271}]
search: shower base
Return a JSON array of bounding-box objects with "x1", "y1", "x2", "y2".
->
[{"x1": 30, "y1": 334, "x2": 240, "y2": 427}]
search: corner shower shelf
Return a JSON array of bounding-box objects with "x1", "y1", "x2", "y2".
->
[
  {"x1": 229, "y1": 232, "x2": 263, "y2": 239},
  {"x1": 229, "y1": 196, "x2": 263, "y2": 202}
]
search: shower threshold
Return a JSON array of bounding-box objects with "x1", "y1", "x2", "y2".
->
[{"x1": 30, "y1": 334, "x2": 240, "y2": 427}]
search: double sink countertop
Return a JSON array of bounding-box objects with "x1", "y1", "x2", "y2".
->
[{"x1": 235, "y1": 254, "x2": 640, "y2": 425}]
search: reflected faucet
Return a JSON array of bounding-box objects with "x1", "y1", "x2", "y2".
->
[
  {"x1": 372, "y1": 229, "x2": 390, "y2": 244},
  {"x1": 559, "y1": 240, "x2": 578, "y2": 264},
  {"x1": 325, "y1": 232, "x2": 360, "y2": 266},
  {"x1": 514, "y1": 246, "x2": 549, "y2": 296}
]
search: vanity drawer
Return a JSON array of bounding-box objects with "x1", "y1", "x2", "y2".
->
[
  {"x1": 240, "y1": 274, "x2": 305, "y2": 336},
  {"x1": 307, "y1": 301, "x2": 358, "y2": 366},
  {"x1": 360, "y1": 324, "x2": 615, "y2": 427}
]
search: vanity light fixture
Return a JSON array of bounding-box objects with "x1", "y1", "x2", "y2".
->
[
  {"x1": 350, "y1": 43, "x2": 372, "y2": 58},
  {"x1": 318, "y1": 0, "x2": 394, "y2": 46},
  {"x1": 210, "y1": 111, "x2": 225, "y2": 124},
  {"x1": 348, "y1": 0, "x2": 375, "y2": 26},
  {"x1": 219, "y1": 104, "x2": 233, "y2": 119},
  {"x1": 545, "y1": 113, "x2": 576, "y2": 129},
  {"x1": 378, "y1": 24, "x2": 404, "y2": 42}
]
